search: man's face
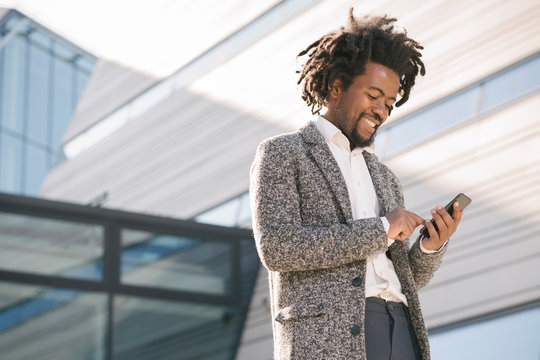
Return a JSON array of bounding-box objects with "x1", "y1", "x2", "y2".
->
[{"x1": 327, "y1": 62, "x2": 400, "y2": 149}]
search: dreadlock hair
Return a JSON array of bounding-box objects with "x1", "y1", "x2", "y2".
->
[{"x1": 297, "y1": 8, "x2": 426, "y2": 115}]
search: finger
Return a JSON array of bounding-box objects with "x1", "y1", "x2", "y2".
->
[
  {"x1": 407, "y1": 211, "x2": 425, "y2": 226},
  {"x1": 435, "y1": 204, "x2": 456, "y2": 233},
  {"x1": 453, "y1": 202, "x2": 464, "y2": 225},
  {"x1": 431, "y1": 208, "x2": 448, "y2": 239},
  {"x1": 424, "y1": 217, "x2": 439, "y2": 241},
  {"x1": 404, "y1": 216, "x2": 417, "y2": 233}
]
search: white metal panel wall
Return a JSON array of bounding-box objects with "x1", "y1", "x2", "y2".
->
[
  {"x1": 235, "y1": 269, "x2": 274, "y2": 360},
  {"x1": 389, "y1": 93, "x2": 540, "y2": 328},
  {"x1": 63, "y1": 59, "x2": 158, "y2": 142},
  {"x1": 42, "y1": 88, "x2": 286, "y2": 217}
]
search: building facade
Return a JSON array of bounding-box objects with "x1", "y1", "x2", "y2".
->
[
  {"x1": 0, "y1": 9, "x2": 95, "y2": 196},
  {"x1": 2, "y1": 1, "x2": 540, "y2": 359}
]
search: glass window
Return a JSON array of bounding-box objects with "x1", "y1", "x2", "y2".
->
[
  {"x1": 0, "y1": 13, "x2": 95, "y2": 198},
  {"x1": 76, "y1": 56, "x2": 94, "y2": 74},
  {"x1": 27, "y1": 42, "x2": 51, "y2": 147},
  {"x1": 121, "y1": 229, "x2": 233, "y2": 295},
  {"x1": 194, "y1": 198, "x2": 241, "y2": 227},
  {"x1": 1, "y1": 35, "x2": 26, "y2": 134},
  {"x1": 28, "y1": 29, "x2": 51, "y2": 49},
  {"x1": 2, "y1": 14, "x2": 23, "y2": 33},
  {"x1": 0, "y1": 211, "x2": 104, "y2": 280},
  {"x1": 0, "y1": 281, "x2": 107, "y2": 360},
  {"x1": 430, "y1": 304, "x2": 540, "y2": 360},
  {"x1": 52, "y1": 40, "x2": 75, "y2": 60},
  {"x1": 51, "y1": 51, "x2": 75, "y2": 149},
  {"x1": 0, "y1": 131, "x2": 23, "y2": 193},
  {"x1": 76, "y1": 69, "x2": 91, "y2": 99},
  {"x1": 482, "y1": 55, "x2": 540, "y2": 112},
  {"x1": 380, "y1": 86, "x2": 480, "y2": 157},
  {"x1": 237, "y1": 192, "x2": 252, "y2": 227},
  {"x1": 113, "y1": 295, "x2": 240, "y2": 360},
  {"x1": 24, "y1": 143, "x2": 49, "y2": 195}
]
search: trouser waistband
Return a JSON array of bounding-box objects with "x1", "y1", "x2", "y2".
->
[{"x1": 366, "y1": 297, "x2": 408, "y2": 316}]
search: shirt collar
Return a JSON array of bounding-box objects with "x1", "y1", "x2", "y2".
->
[{"x1": 314, "y1": 116, "x2": 376, "y2": 154}]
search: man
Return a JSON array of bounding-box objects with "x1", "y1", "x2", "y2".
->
[{"x1": 250, "y1": 9, "x2": 464, "y2": 360}]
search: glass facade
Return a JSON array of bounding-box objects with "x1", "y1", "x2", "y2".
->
[
  {"x1": 0, "y1": 193, "x2": 259, "y2": 360},
  {"x1": 429, "y1": 302, "x2": 540, "y2": 360},
  {"x1": 0, "y1": 10, "x2": 95, "y2": 196},
  {"x1": 0, "y1": 282, "x2": 108, "y2": 360},
  {"x1": 375, "y1": 52, "x2": 540, "y2": 159},
  {"x1": 0, "y1": 211, "x2": 104, "y2": 280},
  {"x1": 121, "y1": 229, "x2": 234, "y2": 295},
  {"x1": 194, "y1": 192, "x2": 252, "y2": 228},
  {"x1": 113, "y1": 296, "x2": 243, "y2": 360}
]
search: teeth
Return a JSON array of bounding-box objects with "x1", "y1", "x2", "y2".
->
[{"x1": 364, "y1": 118, "x2": 376, "y2": 127}]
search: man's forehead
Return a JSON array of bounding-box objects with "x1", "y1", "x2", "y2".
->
[{"x1": 355, "y1": 64, "x2": 400, "y2": 96}]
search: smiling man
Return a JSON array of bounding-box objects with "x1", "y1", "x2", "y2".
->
[{"x1": 250, "y1": 9, "x2": 464, "y2": 360}]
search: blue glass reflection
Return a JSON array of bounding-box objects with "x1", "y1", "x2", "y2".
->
[
  {"x1": 1, "y1": 35, "x2": 25, "y2": 133},
  {"x1": 122, "y1": 235, "x2": 199, "y2": 272},
  {"x1": 24, "y1": 143, "x2": 48, "y2": 195},
  {"x1": 430, "y1": 305, "x2": 540, "y2": 360},
  {"x1": 0, "y1": 288, "x2": 83, "y2": 332},
  {"x1": 376, "y1": 52, "x2": 540, "y2": 159},
  {"x1": 0, "y1": 11, "x2": 96, "y2": 196},
  {"x1": 51, "y1": 52, "x2": 75, "y2": 148},
  {"x1": 0, "y1": 131, "x2": 23, "y2": 193},
  {"x1": 482, "y1": 56, "x2": 540, "y2": 112},
  {"x1": 381, "y1": 87, "x2": 480, "y2": 157},
  {"x1": 27, "y1": 44, "x2": 50, "y2": 147}
]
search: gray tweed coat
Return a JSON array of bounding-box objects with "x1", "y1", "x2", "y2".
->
[{"x1": 250, "y1": 122, "x2": 446, "y2": 360}]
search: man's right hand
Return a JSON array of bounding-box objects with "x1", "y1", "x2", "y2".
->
[{"x1": 386, "y1": 207, "x2": 424, "y2": 241}]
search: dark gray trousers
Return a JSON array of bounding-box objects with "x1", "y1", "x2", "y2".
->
[{"x1": 364, "y1": 297, "x2": 421, "y2": 360}]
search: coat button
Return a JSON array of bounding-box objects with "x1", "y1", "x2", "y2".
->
[
  {"x1": 351, "y1": 277, "x2": 363, "y2": 287},
  {"x1": 350, "y1": 324, "x2": 361, "y2": 336}
]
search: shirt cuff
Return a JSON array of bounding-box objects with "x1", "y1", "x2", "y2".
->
[
  {"x1": 380, "y1": 217, "x2": 394, "y2": 246},
  {"x1": 419, "y1": 238, "x2": 448, "y2": 253}
]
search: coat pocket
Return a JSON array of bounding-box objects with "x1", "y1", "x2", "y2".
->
[{"x1": 275, "y1": 301, "x2": 329, "y2": 323}]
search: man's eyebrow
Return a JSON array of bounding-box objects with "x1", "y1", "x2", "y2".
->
[{"x1": 368, "y1": 86, "x2": 396, "y2": 101}]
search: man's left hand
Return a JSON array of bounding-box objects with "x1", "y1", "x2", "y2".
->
[{"x1": 421, "y1": 202, "x2": 464, "y2": 251}]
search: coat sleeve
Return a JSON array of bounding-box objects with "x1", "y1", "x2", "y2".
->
[
  {"x1": 376, "y1": 160, "x2": 447, "y2": 290},
  {"x1": 249, "y1": 137, "x2": 389, "y2": 273},
  {"x1": 407, "y1": 237, "x2": 447, "y2": 290}
]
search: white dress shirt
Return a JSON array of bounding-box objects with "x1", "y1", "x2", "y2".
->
[{"x1": 314, "y1": 116, "x2": 410, "y2": 304}]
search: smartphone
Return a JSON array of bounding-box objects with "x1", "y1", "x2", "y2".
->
[{"x1": 419, "y1": 193, "x2": 471, "y2": 238}]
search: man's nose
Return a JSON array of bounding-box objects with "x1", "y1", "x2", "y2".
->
[{"x1": 371, "y1": 101, "x2": 387, "y2": 121}]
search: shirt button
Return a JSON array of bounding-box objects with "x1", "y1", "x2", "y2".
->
[
  {"x1": 351, "y1": 277, "x2": 363, "y2": 287},
  {"x1": 388, "y1": 304, "x2": 394, "y2": 311},
  {"x1": 350, "y1": 324, "x2": 361, "y2": 336}
]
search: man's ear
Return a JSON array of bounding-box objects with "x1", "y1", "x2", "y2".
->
[{"x1": 329, "y1": 78, "x2": 343, "y2": 100}]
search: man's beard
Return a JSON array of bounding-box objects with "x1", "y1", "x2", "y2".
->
[{"x1": 351, "y1": 112, "x2": 379, "y2": 148}]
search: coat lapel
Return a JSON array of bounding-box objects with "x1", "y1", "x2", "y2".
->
[
  {"x1": 362, "y1": 151, "x2": 394, "y2": 216},
  {"x1": 299, "y1": 122, "x2": 353, "y2": 223}
]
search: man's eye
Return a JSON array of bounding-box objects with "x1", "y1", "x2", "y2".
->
[{"x1": 367, "y1": 94, "x2": 377, "y2": 99}]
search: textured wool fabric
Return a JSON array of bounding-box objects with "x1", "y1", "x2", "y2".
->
[{"x1": 250, "y1": 122, "x2": 447, "y2": 360}]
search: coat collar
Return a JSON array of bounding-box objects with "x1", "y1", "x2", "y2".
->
[
  {"x1": 299, "y1": 122, "x2": 352, "y2": 222},
  {"x1": 298, "y1": 121, "x2": 392, "y2": 219}
]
